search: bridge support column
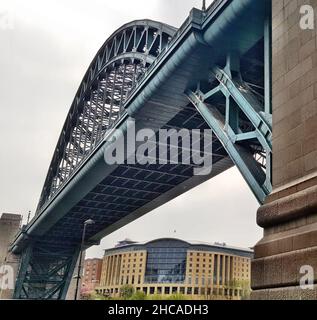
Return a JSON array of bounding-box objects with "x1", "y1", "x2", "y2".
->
[{"x1": 252, "y1": 0, "x2": 317, "y2": 299}]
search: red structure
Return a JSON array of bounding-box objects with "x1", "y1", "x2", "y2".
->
[{"x1": 81, "y1": 258, "x2": 103, "y2": 297}]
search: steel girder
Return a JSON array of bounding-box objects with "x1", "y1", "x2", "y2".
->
[
  {"x1": 186, "y1": 49, "x2": 272, "y2": 204},
  {"x1": 13, "y1": 244, "x2": 80, "y2": 300},
  {"x1": 37, "y1": 20, "x2": 177, "y2": 213},
  {"x1": 13, "y1": 1, "x2": 272, "y2": 300}
]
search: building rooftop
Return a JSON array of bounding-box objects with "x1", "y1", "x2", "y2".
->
[
  {"x1": 0, "y1": 213, "x2": 22, "y2": 222},
  {"x1": 104, "y1": 238, "x2": 254, "y2": 258}
]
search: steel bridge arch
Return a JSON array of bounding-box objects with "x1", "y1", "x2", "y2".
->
[
  {"x1": 37, "y1": 20, "x2": 177, "y2": 212},
  {"x1": 12, "y1": 0, "x2": 273, "y2": 301}
]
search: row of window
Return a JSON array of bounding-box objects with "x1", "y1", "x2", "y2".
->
[
  {"x1": 122, "y1": 252, "x2": 144, "y2": 258},
  {"x1": 189, "y1": 252, "x2": 250, "y2": 263},
  {"x1": 122, "y1": 264, "x2": 143, "y2": 270},
  {"x1": 122, "y1": 269, "x2": 143, "y2": 274},
  {"x1": 121, "y1": 275, "x2": 143, "y2": 285},
  {"x1": 97, "y1": 286, "x2": 245, "y2": 297},
  {"x1": 122, "y1": 258, "x2": 144, "y2": 264}
]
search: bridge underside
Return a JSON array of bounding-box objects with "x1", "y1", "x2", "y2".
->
[
  {"x1": 12, "y1": 0, "x2": 271, "y2": 299},
  {"x1": 14, "y1": 105, "x2": 234, "y2": 299},
  {"x1": 37, "y1": 36, "x2": 267, "y2": 249},
  {"x1": 42, "y1": 106, "x2": 231, "y2": 247}
]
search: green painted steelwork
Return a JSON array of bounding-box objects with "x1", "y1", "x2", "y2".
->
[{"x1": 186, "y1": 50, "x2": 272, "y2": 204}]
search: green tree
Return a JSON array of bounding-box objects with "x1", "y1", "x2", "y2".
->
[
  {"x1": 228, "y1": 279, "x2": 251, "y2": 300},
  {"x1": 146, "y1": 294, "x2": 164, "y2": 300},
  {"x1": 130, "y1": 291, "x2": 147, "y2": 300},
  {"x1": 167, "y1": 294, "x2": 187, "y2": 301},
  {"x1": 120, "y1": 285, "x2": 135, "y2": 299},
  {"x1": 87, "y1": 292, "x2": 108, "y2": 300}
]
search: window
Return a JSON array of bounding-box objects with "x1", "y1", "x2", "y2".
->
[
  {"x1": 164, "y1": 287, "x2": 170, "y2": 295},
  {"x1": 187, "y1": 287, "x2": 192, "y2": 295},
  {"x1": 194, "y1": 288, "x2": 199, "y2": 295},
  {"x1": 144, "y1": 240, "x2": 187, "y2": 284},
  {"x1": 150, "y1": 287, "x2": 155, "y2": 295}
]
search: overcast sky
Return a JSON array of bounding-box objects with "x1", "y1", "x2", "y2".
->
[{"x1": 0, "y1": 0, "x2": 261, "y2": 258}]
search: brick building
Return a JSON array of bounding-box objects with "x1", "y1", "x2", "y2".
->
[{"x1": 81, "y1": 258, "x2": 103, "y2": 297}]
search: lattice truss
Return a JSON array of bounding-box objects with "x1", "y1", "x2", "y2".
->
[
  {"x1": 14, "y1": 244, "x2": 79, "y2": 300},
  {"x1": 37, "y1": 21, "x2": 177, "y2": 211},
  {"x1": 186, "y1": 49, "x2": 272, "y2": 203}
]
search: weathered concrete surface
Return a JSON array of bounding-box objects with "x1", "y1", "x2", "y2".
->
[
  {"x1": 0, "y1": 213, "x2": 22, "y2": 300},
  {"x1": 252, "y1": 0, "x2": 317, "y2": 300}
]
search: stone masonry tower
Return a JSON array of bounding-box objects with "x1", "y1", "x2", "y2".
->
[
  {"x1": 252, "y1": 0, "x2": 317, "y2": 299},
  {"x1": 0, "y1": 213, "x2": 22, "y2": 299}
]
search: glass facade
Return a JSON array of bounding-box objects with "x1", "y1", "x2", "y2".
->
[{"x1": 144, "y1": 239, "x2": 188, "y2": 284}]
